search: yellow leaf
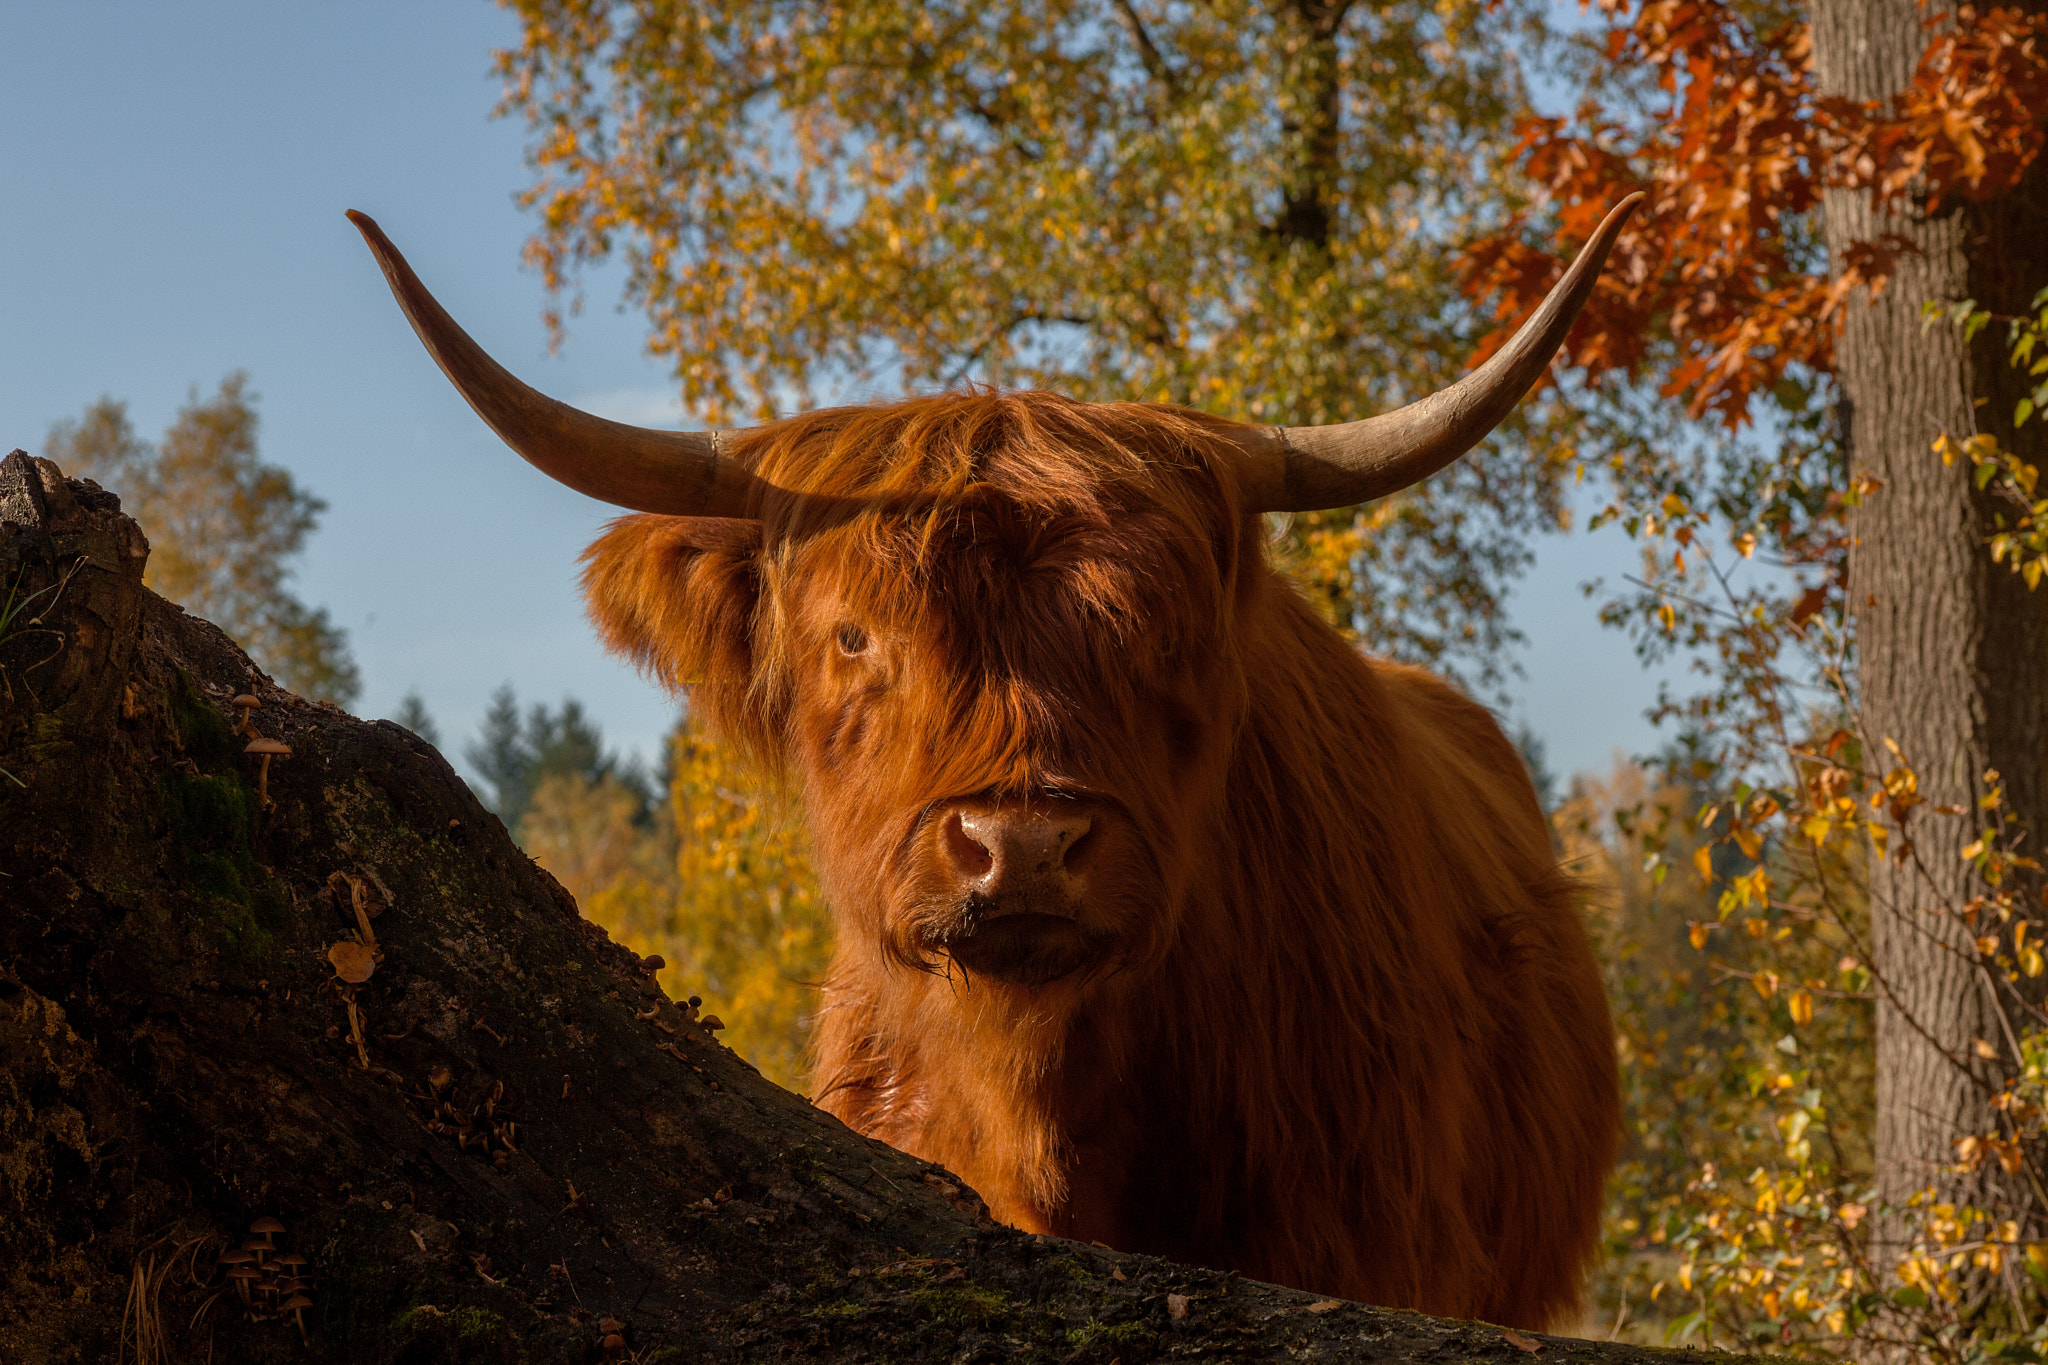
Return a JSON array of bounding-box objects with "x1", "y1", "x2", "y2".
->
[
  {"x1": 1689, "y1": 922, "x2": 1711, "y2": 950},
  {"x1": 1963, "y1": 839, "x2": 1987, "y2": 861},
  {"x1": 1788, "y1": 990, "x2": 1813, "y2": 1025},
  {"x1": 1801, "y1": 814, "x2": 1832, "y2": 845},
  {"x1": 1694, "y1": 844, "x2": 1715, "y2": 885},
  {"x1": 1979, "y1": 936, "x2": 2002, "y2": 956},
  {"x1": 1732, "y1": 825, "x2": 1762, "y2": 860},
  {"x1": 2023, "y1": 947, "x2": 2044, "y2": 978},
  {"x1": 1753, "y1": 969, "x2": 1780, "y2": 1001},
  {"x1": 327, "y1": 940, "x2": 376, "y2": 985}
]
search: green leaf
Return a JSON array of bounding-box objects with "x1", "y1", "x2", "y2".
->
[
  {"x1": 1663, "y1": 1312, "x2": 1705, "y2": 1345},
  {"x1": 1892, "y1": 1286, "x2": 1930, "y2": 1309}
]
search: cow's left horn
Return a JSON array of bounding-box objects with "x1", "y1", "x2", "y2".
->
[
  {"x1": 1235, "y1": 193, "x2": 1644, "y2": 513},
  {"x1": 347, "y1": 211, "x2": 758, "y2": 518}
]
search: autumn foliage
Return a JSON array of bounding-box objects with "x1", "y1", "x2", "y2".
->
[
  {"x1": 1450, "y1": 1, "x2": 2048, "y2": 1355},
  {"x1": 1461, "y1": 0, "x2": 2048, "y2": 427}
]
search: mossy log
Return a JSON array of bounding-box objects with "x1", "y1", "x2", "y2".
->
[{"x1": 0, "y1": 450, "x2": 1771, "y2": 1364}]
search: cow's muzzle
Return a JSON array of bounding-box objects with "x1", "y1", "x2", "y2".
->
[{"x1": 926, "y1": 799, "x2": 1105, "y2": 985}]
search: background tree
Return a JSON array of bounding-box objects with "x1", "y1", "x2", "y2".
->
[
  {"x1": 496, "y1": 0, "x2": 1567, "y2": 688},
  {"x1": 517, "y1": 716, "x2": 831, "y2": 1092},
  {"x1": 43, "y1": 374, "x2": 360, "y2": 704},
  {"x1": 461, "y1": 684, "x2": 650, "y2": 832},
  {"x1": 1459, "y1": 0, "x2": 2048, "y2": 1346},
  {"x1": 387, "y1": 690, "x2": 442, "y2": 746},
  {"x1": 1814, "y1": 0, "x2": 2048, "y2": 1246}
]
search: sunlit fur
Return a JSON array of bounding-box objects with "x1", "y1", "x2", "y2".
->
[{"x1": 580, "y1": 389, "x2": 1617, "y2": 1329}]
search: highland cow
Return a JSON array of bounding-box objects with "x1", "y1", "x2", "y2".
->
[{"x1": 350, "y1": 196, "x2": 1638, "y2": 1328}]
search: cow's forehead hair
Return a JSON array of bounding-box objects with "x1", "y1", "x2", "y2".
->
[{"x1": 727, "y1": 388, "x2": 1253, "y2": 634}]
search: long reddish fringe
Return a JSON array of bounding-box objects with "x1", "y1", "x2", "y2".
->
[{"x1": 580, "y1": 389, "x2": 1617, "y2": 1329}]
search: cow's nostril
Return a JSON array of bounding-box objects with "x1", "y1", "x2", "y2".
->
[
  {"x1": 945, "y1": 811, "x2": 995, "y2": 878},
  {"x1": 1057, "y1": 816, "x2": 1096, "y2": 873}
]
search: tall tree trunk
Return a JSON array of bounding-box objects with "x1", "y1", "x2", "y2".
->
[{"x1": 1813, "y1": 0, "x2": 2048, "y2": 1244}]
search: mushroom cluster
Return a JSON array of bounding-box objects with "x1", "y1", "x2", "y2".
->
[
  {"x1": 422, "y1": 1070, "x2": 521, "y2": 1169},
  {"x1": 215, "y1": 1217, "x2": 314, "y2": 1339},
  {"x1": 599, "y1": 1316, "x2": 627, "y2": 1357}
]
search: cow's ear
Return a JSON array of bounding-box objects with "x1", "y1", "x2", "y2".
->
[{"x1": 580, "y1": 515, "x2": 762, "y2": 705}]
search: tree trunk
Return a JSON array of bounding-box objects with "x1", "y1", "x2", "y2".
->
[
  {"x1": 0, "y1": 450, "x2": 1735, "y2": 1363},
  {"x1": 1813, "y1": 0, "x2": 2048, "y2": 1235}
]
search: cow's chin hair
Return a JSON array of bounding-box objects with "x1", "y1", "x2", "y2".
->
[
  {"x1": 936, "y1": 915, "x2": 1113, "y2": 987},
  {"x1": 886, "y1": 895, "x2": 1150, "y2": 994}
]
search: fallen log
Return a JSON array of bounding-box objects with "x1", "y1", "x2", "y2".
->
[{"x1": 0, "y1": 449, "x2": 1765, "y2": 1363}]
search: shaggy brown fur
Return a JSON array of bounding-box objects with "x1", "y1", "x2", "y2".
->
[{"x1": 580, "y1": 389, "x2": 1617, "y2": 1329}]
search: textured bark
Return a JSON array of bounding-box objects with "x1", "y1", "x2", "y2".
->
[
  {"x1": 0, "y1": 450, "x2": 1756, "y2": 1365},
  {"x1": 1812, "y1": 0, "x2": 2048, "y2": 1222}
]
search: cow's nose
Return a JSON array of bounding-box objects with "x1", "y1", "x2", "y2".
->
[{"x1": 945, "y1": 805, "x2": 1095, "y2": 898}]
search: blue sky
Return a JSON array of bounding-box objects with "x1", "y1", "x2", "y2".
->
[{"x1": 1, "y1": 0, "x2": 1685, "y2": 785}]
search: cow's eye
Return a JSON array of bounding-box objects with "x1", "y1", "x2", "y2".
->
[{"x1": 836, "y1": 624, "x2": 869, "y2": 656}]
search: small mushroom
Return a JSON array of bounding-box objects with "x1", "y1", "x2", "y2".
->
[
  {"x1": 275, "y1": 1252, "x2": 307, "y2": 1272},
  {"x1": 230, "y1": 693, "x2": 261, "y2": 734},
  {"x1": 601, "y1": 1334, "x2": 626, "y2": 1357},
  {"x1": 282, "y1": 1291, "x2": 314, "y2": 1341},
  {"x1": 224, "y1": 1263, "x2": 263, "y2": 1307},
  {"x1": 700, "y1": 1014, "x2": 726, "y2": 1032},
  {"x1": 245, "y1": 737, "x2": 291, "y2": 807},
  {"x1": 640, "y1": 953, "x2": 665, "y2": 972}
]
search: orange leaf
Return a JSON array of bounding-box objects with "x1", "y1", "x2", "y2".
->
[{"x1": 328, "y1": 940, "x2": 376, "y2": 985}]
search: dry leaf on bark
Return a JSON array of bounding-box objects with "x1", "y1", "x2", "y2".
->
[{"x1": 328, "y1": 941, "x2": 376, "y2": 984}]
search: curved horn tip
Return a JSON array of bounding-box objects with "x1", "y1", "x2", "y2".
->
[
  {"x1": 344, "y1": 206, "x2": 757, "y2": 519},
  {"x1": 1251, "y1": 191, "x2": 1647, "y2": 514}
]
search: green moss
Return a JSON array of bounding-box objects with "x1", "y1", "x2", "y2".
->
[
  {"x1": 164, "y1": 771, "x2": 254, "y2": 897},
  {"x1": 161, "y1": 767, "x2": 286, "y2": 961},
  {"x1": 800, "y1": 1299, "x2": 869, "y2": 1320},
  {"x1": 909, "y1": 1284, "x2": 1010, "y2": 1328},
  {"x1": 390, "y1": 1304, "x2": 516, "y2": 1364},
  {"x1": 1066, "y1": 1318, "x2": 1156, "y2": 1353},
  {"x1": 453, "y1": 1307, "x2": 509, "y2": 1343},
  {"x1": 167, "y1": 668, "x2": 238, "y2": 770}
]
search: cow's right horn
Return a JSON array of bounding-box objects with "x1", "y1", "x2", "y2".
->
[
  {"x1": 347, "y1": 211, "x2": 758, "y2": 519},
  {"x1": 1233, "y1": 193, "x2": 1644, "y2": 513}
]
